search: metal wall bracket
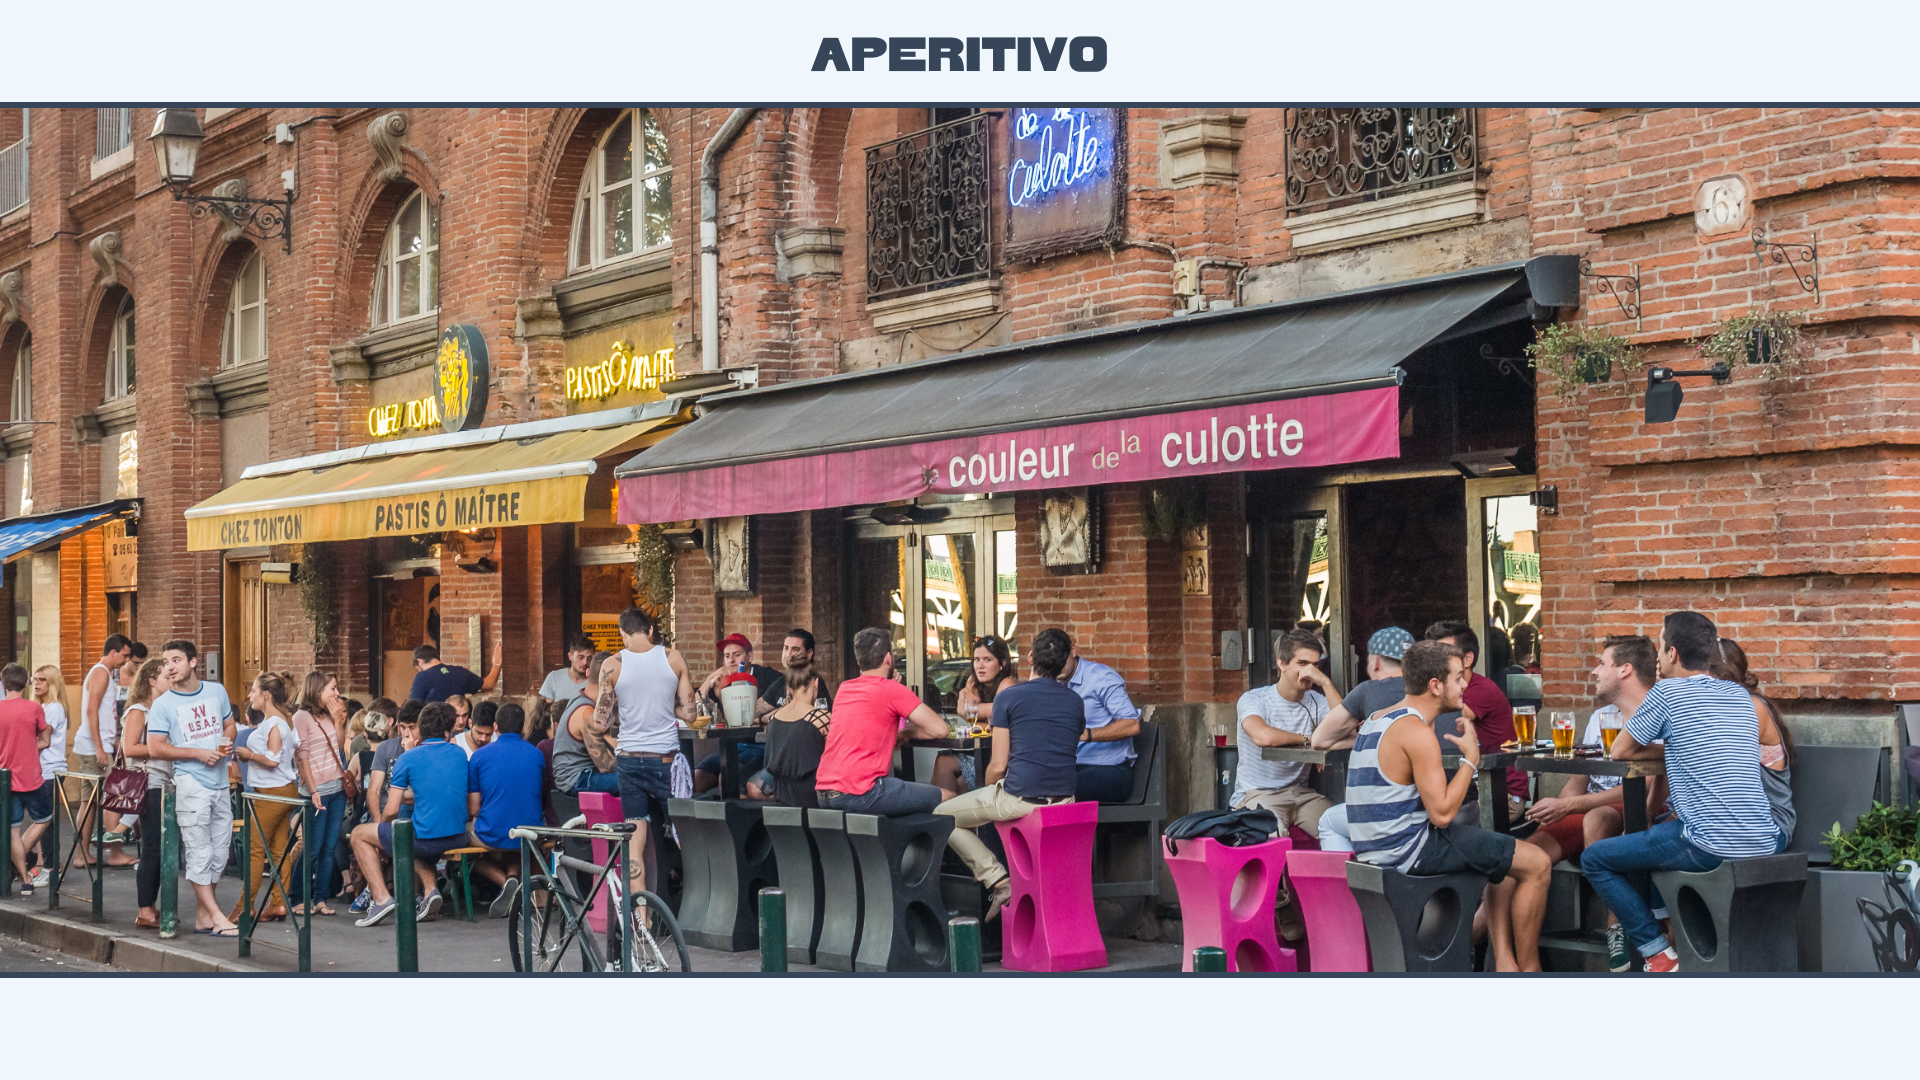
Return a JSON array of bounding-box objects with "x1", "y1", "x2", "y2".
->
[
  {"x1": 1752, "y1": 227, "x2": 1818, "y2": 298},
  {"x1": 1579, "y1": 258, "x2": 1641, "y2": 324}
]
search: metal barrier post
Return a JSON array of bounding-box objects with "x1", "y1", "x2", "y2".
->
[
  {"x1": 237, "y1": 799, "x2": 254, "y2": 958},
  {"x1": 759, "y1": 887, "x2": 787, "y2": 972},
  {"x1": 159, "y1": 787, "x2": 179, "y2": 937},
  {"x1": 617, "y1": 831, "x2": 634, "y2": 973},
  {"x1": 394, "y1": 820, "x2": 417, "y2": 972},
  {"x1": 90, "y1": 782, "x2": 103, "y2": 923},
  {"x1": 0, "y1": 768, "x2": 11, "y2": 899},
  {"x1": 1192, "y1": 945, "x2": 1227, "y2": 972},
  {"x1": 948, "y1": 915, "x2": 982, "y2": 972},
  {"x1": 42, "y1": 780, "x2": 58, "y2": 911},
  {"x1": 298, "y1": 799, "x2": 314, "y2": 973},
  {"x1": 518, "y1": 839, "x2": 533, "y2": 972}
]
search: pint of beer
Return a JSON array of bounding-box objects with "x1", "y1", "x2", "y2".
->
[
  {"x1": 1550, "y1": 711, "x2": 1577, "y2": 758},
  {"x1": 1512, "y1": 706, "x2": 1537, "y2": 746},
  {"x1": 1599, "y1": 721, "x2": 1623, "y2": 757}
]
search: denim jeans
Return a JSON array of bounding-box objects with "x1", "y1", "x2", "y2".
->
[
  {"x1": 1073, "y1": 763, "x2": 1135, "y2": 803},
  {"x1": 1580, "y1": 818, "x2": 1722, "y2": 957},
  {"x1": 615, "y1": 755, "x2": 674, "y2": 826},
  {"x1": 570, "y1": 770, "x2": 622, "y2": 796},
  {"x1": 818, "y1": 775, "x2": 944, "y2": 816},
  {"x1": 307, "y1": 789, "x2": 347, "y2": 905}
]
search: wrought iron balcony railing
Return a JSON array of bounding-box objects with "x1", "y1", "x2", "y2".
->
[
  {"x1": 866, "y1": 113, "x2": 993, "y2": 300},
  {"x1": 0, "y1": 137, "x2": 25, "y2": 215},
  {"x1": 1284, "y1": 108, "x2": 1476, "y2": 215}
]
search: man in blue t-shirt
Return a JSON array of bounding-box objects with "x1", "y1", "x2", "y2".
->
[
  {"x1": 1581, "y1": 611, "x2": 1779, "y2": 973},
  {"x1": 465, "y1": 702, "x2": 545, "y2": 917},
  {"x1": 143, "y1": 640, "x2": 237, "y2": 935},
  {"x1": 407, "y1": 644, "x2": 501, "y2": 703},
  {"x1": 934, "y1": 627, "x2": 1087, "y2": 921},
  {"x1": 348, "y1": 701, "x2": 469, "y2": 926}
]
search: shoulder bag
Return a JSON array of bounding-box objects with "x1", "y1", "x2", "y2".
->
[{"x1": 101, "y1": 747, "x2": 149, "y2": 816}]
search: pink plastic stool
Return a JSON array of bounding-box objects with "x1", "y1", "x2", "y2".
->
[
  {"x1": 994, "y1": 801, "x2": 1107, "y2": 972},
  {"x1": 577, "y1": 792, "x2": 623, "y2": 933},
  {"x1": 1162, "y1": 835, "x2": 1298, "y2": 972},
  {"x1": 1288, "y1": 850, "x2": 1370, "y2": 972}
]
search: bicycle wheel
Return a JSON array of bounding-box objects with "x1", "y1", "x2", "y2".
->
[
  {"x1": 606, "y1": 890, "x2": 691, "y2": 972},
  {"x1": 508, "y1": 877, "x2": 589, "y2": 972}
]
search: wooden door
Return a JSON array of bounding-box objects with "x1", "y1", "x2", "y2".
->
[{"x1": 225, "y1": 560, "x2": 266, "y2": 705}]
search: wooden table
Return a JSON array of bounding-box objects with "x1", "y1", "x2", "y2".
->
[
  {"x1": 678, "y1": 725, "x2": 765, "y2": 800},
  {"x1": 904, "y1": 735, "x2": 992, "y2": 787},
  {"x1": 1516, "y1": 753, "x2": 1665, "y2": 833}
]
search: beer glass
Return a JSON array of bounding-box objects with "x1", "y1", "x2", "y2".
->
[
  {"x1": 1599, "y1": 714, "x2": 1623, "y2": 758},
  {"x1": 1512, "y1": 706, "x2": 1537, "y2": 747},
  {"x1": 1550, "y1": 710, "x2": 1577, "y2": 758}
]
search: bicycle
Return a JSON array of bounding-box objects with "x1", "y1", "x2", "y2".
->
[{"x1": 506, "y1": 822, "x2": 690, "y2": 973}]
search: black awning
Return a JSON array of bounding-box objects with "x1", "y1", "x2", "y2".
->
[{"x1": 618, "y1": 261, "x2": 1526, "y2": 482}]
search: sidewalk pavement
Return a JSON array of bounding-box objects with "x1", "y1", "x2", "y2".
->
[{"x1": 0, "y1": 861, "x2": 1180, "y2": 973}]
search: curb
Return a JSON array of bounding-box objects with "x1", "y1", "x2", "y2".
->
[{"x1": 0, "y1": 903, "x2": 263, "y2": 973}]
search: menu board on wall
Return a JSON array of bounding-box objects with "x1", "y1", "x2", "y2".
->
[{"x1": 1004, "y1": 107, "x2": 1126, "y2": 262}]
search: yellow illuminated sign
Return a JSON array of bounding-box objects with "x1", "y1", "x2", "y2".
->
[
  {"x1": 367, "y1": 396, "x2": 442, "y2": 438},
  {"x1": 566, "y1": 341, "x2": 674, "y2": 402}
]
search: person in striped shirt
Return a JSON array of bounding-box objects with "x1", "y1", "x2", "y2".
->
[
  {"x1": 1349, "y1": 640, "x2": 1553, "y2": 971},
  {"x1": 1582, "y1": 611, "x2": 1781, "y2": 973}
]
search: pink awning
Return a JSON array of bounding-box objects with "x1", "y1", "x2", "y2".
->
[{"x1": 618, "y1": 385, "x2": 1399, "y2": 523}]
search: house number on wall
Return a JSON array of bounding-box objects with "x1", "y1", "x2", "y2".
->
[{"x1": 1694, "y1": 175, "x2": 1750, "y2": 237}]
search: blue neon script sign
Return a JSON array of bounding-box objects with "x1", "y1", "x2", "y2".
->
[
  {"x1": 1007, "y1": 108, "x2": 1109, "y2": 207},
  {"x1": 1004, "y1": 107, "x2": 1122, "y2": 260}
]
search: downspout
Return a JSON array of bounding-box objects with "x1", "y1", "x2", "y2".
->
[{"x1": 701, "y1": 109, "x2": 757, "y2": 372}]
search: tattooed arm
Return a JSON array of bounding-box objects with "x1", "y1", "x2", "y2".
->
[
  {"x1": 589, "y1": 655, "x2": 622, "y2": 742},
  {"x1": 578, "y1": 697, "x2": 618, "y2": 774}
]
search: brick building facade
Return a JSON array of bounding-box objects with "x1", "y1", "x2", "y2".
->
[{"x1": 0, "y1": 106, "x2": 1908, "y2": 770}]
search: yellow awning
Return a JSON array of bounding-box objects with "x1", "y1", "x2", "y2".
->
[{"x1": 185, "y1": 419, "x2": 674, "y2": 550}]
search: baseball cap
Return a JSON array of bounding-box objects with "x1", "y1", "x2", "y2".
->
[
  {"x1": 1366, "y1": 627, "x2": 1415, "y2": 661},
  {"x1": 716, "y1": 633, "x2": 753, "y2": 653}
]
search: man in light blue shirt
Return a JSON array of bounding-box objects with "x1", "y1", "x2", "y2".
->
[
  {"x1": 144, "y1": 640, "x2": 238, "y2": 936},
  {"x1": 1055, "y1": 633, "x2": 1140, "y2": 803}
]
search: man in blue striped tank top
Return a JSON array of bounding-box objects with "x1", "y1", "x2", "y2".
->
[{"x1": 1349, "y1": 640, "x2": 1552, "y2": 971}]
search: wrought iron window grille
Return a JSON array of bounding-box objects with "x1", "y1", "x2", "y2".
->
[
  {"x1": 866, "y1": 113, "x2": 993, "y2": 300},
  {"x1": 1283, "y1": 108, "x2": 1477, "y2": 215}
]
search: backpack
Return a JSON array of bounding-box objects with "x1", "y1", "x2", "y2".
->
[{"x1": 1161, "y1": 807, "x2": 1280, "y2": 856}]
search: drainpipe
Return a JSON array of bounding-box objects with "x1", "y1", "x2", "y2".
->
[{"x1": 701, "y1": 109, "x2": 757, "y2": 372}]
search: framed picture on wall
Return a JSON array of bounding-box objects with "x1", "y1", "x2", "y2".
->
[
  {"x1": 708, "y1": 515, "x2": 755, "y2": 597},
  {"x1": 1038, "y1": 487, "x2": 1100, "y2": 575}
]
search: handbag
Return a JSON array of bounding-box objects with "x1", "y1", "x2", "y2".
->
[{"x1": 101, "y1": 749, "x2": 149, "y2": 816}]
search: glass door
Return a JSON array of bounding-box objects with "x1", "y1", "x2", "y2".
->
[
  {"x1": 1467, "y1": 477, "x2": 1543, "y2": 709},
  {"x1": 849, "y1": 510, "x2": 1013, "y2": 710},
  {"x1": 1247, "y1": 484, "x2": 1346, "y2": 689}
]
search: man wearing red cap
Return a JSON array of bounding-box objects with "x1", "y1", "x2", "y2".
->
[{"x1": 692, "y1": 634, "x2": 784, "y2": 793}]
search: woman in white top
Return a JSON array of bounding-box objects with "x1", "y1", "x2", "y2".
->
[
  {"x1": 233, "y1": 672, "x2": 301, "y2": 920},
  {"x1": 22, "y1": 667, "x2": 72, "y2": 890},
  {"x1": 115, "y1": 658, "x2": 172, "y2": 929}
]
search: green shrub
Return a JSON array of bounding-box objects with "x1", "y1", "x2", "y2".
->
[{"x1": 1823, "y1": 801, "x2": 1920, "y2": 872}]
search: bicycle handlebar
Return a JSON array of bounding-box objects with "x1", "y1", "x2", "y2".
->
[{"x1": 510, "y1": 823, "x2": 637, "y2": 842}]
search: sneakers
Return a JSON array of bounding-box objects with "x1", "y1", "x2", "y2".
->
[
  {"x1": 417, "y1": 889, "x2": 443, "y2": 921},
  {"x1": 1605, "y1": 924, "x2": 1634, "y2": 973},
  {"x1": 1644, "y1": 946, "x2": 1681, "y2": 973},
  {"x1": 100, "y1": 829, "x2": 131, "y2": 845},
  {"x1": 355, "y1": 897, "x2": 398, "y2": 927},
  {"x1": 27, "y1": 868, "x2": 49, "y2": 889},
  {"x1": 348, "y1": 887, "x2": 371, "y2": 915},
  {"x1": 488, "y1": 877, "x2": 521, "y2": 920}
]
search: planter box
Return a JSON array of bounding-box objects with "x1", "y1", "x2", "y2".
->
[{"x1": 1799, "y1": 868, "x2": 1888, "y2": 972}]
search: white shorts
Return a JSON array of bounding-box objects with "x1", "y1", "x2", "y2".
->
[{"x1": 174, "y1": 774, "x2": 233, "y2": 886}]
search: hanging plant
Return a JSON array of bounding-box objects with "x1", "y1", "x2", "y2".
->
[
  {"x1": 1524, "y1": 321, "x2": 1639, "y2": 395},
  {"x1": 1142, "y1": 480, "x2": 1208, "y2": 543},
  {"x1": 630, "y1": 523, "x2": 675, "y2": 637},
  {"x1": 1698, "y1": 309, "x2": 1808, "y2": 374},
  {"x1": 296, "y1": 543, "x2": 335, "y2": 657}
]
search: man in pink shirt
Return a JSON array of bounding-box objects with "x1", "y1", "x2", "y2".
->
[
  {"x1": 0, "y1": 663, "x2": 54, "y2": 894},
  {"x1": 815, "y1": 627, "x2": 951, "y2": 815}
]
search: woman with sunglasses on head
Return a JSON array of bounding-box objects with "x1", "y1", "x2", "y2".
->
[{"x1": 932, "y1": 636, "x2": 1017, "y2": 797}]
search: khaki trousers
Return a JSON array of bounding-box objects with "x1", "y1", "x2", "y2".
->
[
  {"x1": 246, "y1": 783, "x2": 300, "y2": 908},
  {"x1": 934, "y1": 781, "x2": 1071, "y2": 890},
  {"x1": 1230, "y1": 785, "x2": 1331, "y2": 942}
]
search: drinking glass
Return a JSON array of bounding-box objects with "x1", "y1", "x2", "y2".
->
[
  {"x1": 1550, "y1": 710, "x2": 1577, "y2": 758},
  {"x1": 1598, "y1": 715, "x2": 1623, "y2": 758},
  {"x1": 1512, "y1": 706, "x2": 1537, "y2": 746},
  {"x1": 1211, "y1": 722, "x2": 1229, "y2": 748}
]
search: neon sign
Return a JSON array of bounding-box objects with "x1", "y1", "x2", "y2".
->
[
  {"x1": 368, "y1": 395, "x2": 441, "y2": 437},
  {"x1": 566, "y1": 340, "x2": 675, "y2": 402},
  {"x1": 1007, "y1": 108, "x2": 1107, "y2": 208}
]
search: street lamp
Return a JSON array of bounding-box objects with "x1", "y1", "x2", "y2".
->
[{"x1": 147, "y1": 108, "x2": 294, "y2": 252}]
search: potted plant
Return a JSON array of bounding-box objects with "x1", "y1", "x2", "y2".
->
[
  {"x1": 1524, "y1": 322, "x2": 1638, "y2": 396},
  {"x1": 1699, "y1": 309, "x2": 1808, "y2": 371},
  {"x1": 1804, "y1": 801, "x2": 1920, "y2": 971}
]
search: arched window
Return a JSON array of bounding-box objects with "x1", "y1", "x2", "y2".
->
[
  {"x1": 106, "y1": 297, "x2": 134, "y2": 398},
  {"x1": 222, "y1": 250, "x2": 267, "y2": 367},
  {"x1": 370, "y1": 189, "x2": 438, "y2": 328},
  {"x1": 9, "y1": 335, "x2": 29, "y2": 422},
  {"x1": 570, "y1": 109, "x2": 671, "y2": 272}
]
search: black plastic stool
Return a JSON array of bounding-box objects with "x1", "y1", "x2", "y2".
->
[
  {"x1": 668, "y1": 798, "x2": 778, "y2": 951},
  {"x1": 1652, "y1": 852, "x2": 1807, "y2": 972},
  {"x1": 763, "y1": 805, "x2": 824, "y2": 966},
  {"x1": 846, "y1": 812, "x2": 955, "y2": 972},
  {"x1": 1346, "y1": 860, "x2": 1487, "y2": 972},
  {"x1": 807, "y1": 809, "x2": 862, "y2": 971}
]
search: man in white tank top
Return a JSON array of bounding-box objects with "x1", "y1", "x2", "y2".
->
[
  {"x1": 590, "y1": 607, "x2": 694, "y2": 898},
  {"x1": 72, "y1": 634, "x2": 135, "y2": 865}
]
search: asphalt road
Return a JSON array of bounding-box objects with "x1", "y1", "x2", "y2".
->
[{"x1": 0, "y1": 932, "x2": 106, "y2": 972}]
